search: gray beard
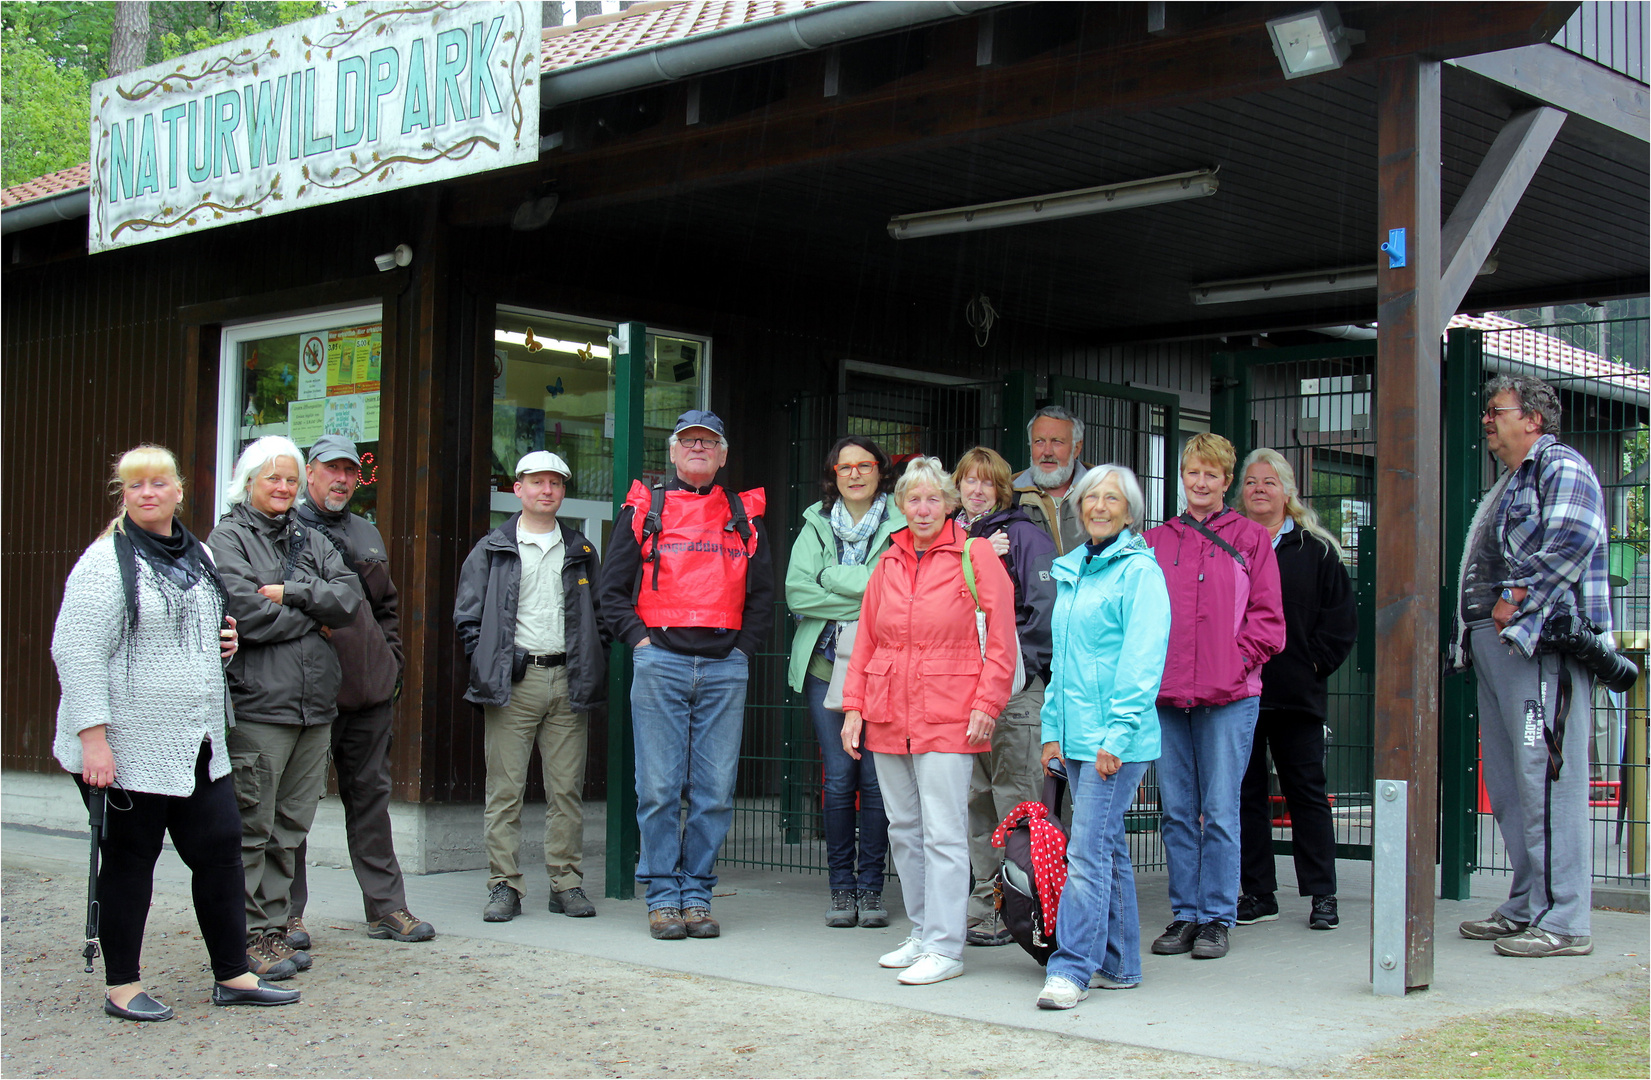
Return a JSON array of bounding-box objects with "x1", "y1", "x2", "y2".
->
[{"x1": 1030, "y1": 459, "x2": 1077, "y2": 491}]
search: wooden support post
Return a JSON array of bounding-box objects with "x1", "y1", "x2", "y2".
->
[{"x1": 1374, "y1": 55, "x2": 1443, "y2": 993}]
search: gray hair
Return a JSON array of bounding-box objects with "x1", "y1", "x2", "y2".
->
[
  {"x1": 1484, "y1": 375, "x2": 1560, "y2": 434},
  {"x1": 226, "y1": 435, "x2": 305, "y2": 507},
  {"x1": 1070, "y1": 463, "x2": 1145, "y2": 532},
  {"x1": 1026, "y1": 405, "x2": 1085, "y2": 451},
  {"x1": 894, "y1": 455, "x2": 961, "y2": 511},
  {"x1": 1238, "y1": 447, "x2": 1345, "y2": 560}
]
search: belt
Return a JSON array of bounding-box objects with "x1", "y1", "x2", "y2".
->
[{"x1": 524, "y1": 653, "x2": 566, "y2": 668}]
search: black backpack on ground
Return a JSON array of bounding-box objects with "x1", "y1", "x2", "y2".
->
[{"x1": 993, "y1": 758, "x2": 1069, "y2": 966}]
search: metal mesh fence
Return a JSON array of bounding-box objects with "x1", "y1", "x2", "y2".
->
[{"x1": 1467, "y1": 316, "x2": 1650, "y2": 888}]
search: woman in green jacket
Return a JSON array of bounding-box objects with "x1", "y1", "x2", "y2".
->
[{"x1": 786, "y1": 436, "x2": 904, "y2": 929}]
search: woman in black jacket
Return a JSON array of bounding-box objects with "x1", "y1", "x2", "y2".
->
[{"x1": 1234, "y1": 448, "x2": 1357, "y2": 931}]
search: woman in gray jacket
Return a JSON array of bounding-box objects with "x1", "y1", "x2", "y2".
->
[{"x1": 208, "y1": 436, "x2": 360, "y2": 979}]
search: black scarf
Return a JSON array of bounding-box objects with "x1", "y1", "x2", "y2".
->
[{"x1": 113, "y1": 516, "x2": 227, "y2": 632}]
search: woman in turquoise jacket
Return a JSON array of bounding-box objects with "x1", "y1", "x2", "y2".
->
[
  {"x1": 1034, "y1": 463, "x2": 1172, "y2": 1011},
  {"x1": 785, "y1": 436, "x2": 904, "y2": 929}
]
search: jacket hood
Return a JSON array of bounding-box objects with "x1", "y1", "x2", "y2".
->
[
  {"x1": 223, "y1": 501, "x2": 289, "y2": 536},
  {"x1": 1052, "y1": 529, "x2": 1151, "y2": 582},
  {"x1": 1010, "y1": 463, "x2": 1094, "y2": 493},
  {"x1": 888, "y1": 517, "x2": 967, "y2": 560}
]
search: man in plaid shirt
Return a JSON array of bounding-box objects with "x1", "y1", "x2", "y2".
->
[{"x1": 1453, "y1": 375, "x2": 1609, "y2": 959}]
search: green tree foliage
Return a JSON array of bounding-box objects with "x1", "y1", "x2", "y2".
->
[{"x1": 1, "y1": 2, "x2": 325, "y2": 188}]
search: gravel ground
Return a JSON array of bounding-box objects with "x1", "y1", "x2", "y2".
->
[{"x1": 1, "y1": 865, "x2": 1262, "y2": 1079}]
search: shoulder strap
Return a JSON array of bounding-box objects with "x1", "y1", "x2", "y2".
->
[
  {"x1": 723, "y1": 485, "x2": 752, "y2": 543},
  {"x1": 962, "y1": 537, "x2": 983, "y2": 611},
  {"x1": 295, "y1": 503, "x2": 364, "y2": 582},
  {"x1": 1179, "y1": 512, "x2": 1246, "y2": 569},
  {"x1": 281, "y1": 520, "x2": 310, "y2": 581},
  {"x1": 637, "y1": 483, "x2": 667, "y2": 600}
]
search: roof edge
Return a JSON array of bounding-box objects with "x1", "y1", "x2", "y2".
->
[{"x1": 2, "y1": 188, "x2": 91, "y2": 235}]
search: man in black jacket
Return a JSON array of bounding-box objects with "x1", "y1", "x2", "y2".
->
[
  {"x1": 289, "y1": 435, "x2": 435, "y2": 945},
  {"x1": 455, "y1": 451, "x2": 608, "y2": 923}
]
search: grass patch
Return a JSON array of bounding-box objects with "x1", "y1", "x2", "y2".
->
[{"x1": 1344, "y1": 992, "x2": 1649, "y2": 1078}]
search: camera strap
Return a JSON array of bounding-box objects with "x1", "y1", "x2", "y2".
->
[{"x1": 1543, "y1": 659, "x2": 1572, "y2": 783}]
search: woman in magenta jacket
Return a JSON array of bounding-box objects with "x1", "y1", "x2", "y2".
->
[
  {"x1": 1143, "y1": 433, "x2": 1285, "y2": 962},
  {"x1": 842, "y1": 456, "x2": 1017, "y2": 987}
]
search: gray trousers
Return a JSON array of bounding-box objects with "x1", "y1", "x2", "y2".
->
[
  {"x1": 1472, "y1": 625, "x2": 1593, "y2": 937},
  {"x1": 291, "y1": 699, "x2": 408, "y2": 922},
  {"x1": 875, "y1": 750, "x2": 975, "y2": 961},
  {"x1": 228, "y1": 719, "x2": 332, "y2": 935},
  {"x1": 966, "y1": 682, "x2": 1046, "y2": 925}
]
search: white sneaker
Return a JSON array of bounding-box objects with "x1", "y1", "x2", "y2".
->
[
  {"x1": 1088, "y1": 972, "x2": 1140, "y2": 990},
  {"x1": 1037, "y1": 975, "x2": 1089, "y2": 1009},
  {"x1": 878, "y1": 937, "x2": 925, "y2": 968},
  {"x1": 897, "y1": 953, "x2": 964, "y2": 985}
]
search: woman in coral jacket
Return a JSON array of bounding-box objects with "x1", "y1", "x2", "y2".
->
[
  {"x1": 1143, "y1": 433, "x2": 1285, "y2": 963},
  {"x1": 841, "y1": 456, "x2": 1017, "y2": 987}
]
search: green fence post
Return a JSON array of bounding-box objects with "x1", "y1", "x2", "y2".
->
[
  {"x1": 1438, "y1": 326, "x2": 1481, "y2": 900},
  {"x1": 605, "y1": 322, "x2": 646, "y2": 900},
  {"x1": 1209, "y1": 351, "x2": 1249, "y2": 464},
  {"x1": 1002, "y1": 370, "x2": 1036, "y2": 472}
]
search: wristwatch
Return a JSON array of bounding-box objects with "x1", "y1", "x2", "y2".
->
[{"x1": 1500, "y1": 587, "x2": 1516, "y2": 604}]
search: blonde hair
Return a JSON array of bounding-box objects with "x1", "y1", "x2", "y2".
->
[
  {"x1": 952, "y1": 447, "x2": 1013, "y2": 512},
  {"x1": 894, "y1": 455, "x2": 961, "y2": 512},
  {"x1": 99, "y1": 445, "x2": 184, "y2": 539},
  {"x1": 1180, "y1": 432, "x2": 1237, "y2": 480},
  {"x1": 226, "y1": 436, "x2": 305, "y2": 507},
  {"x1": 1239, "y1": 447, "x2": 1346, "y2": 559}
]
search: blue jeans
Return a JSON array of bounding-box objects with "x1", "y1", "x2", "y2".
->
[
  {"x1": 804, "y1": 674, "x2": 889, "y2": 892},
  {"x1": 1046, "y1": 758, "x2": 1150, "y2": 991},
  {"x1": 630, "y1": 645, "x2": 749, "y2": 910},
  {"x1": 1157, "y1": 698, "x2": 1260, "y2": 926}
]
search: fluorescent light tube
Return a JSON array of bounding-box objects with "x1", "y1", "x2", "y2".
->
[
  {"x1": 887, "y1": 169, "x2": 1219, "y2": 240},
  {"x1": 1190, "y1": 255, "x2": 1497, "y2": 305}
]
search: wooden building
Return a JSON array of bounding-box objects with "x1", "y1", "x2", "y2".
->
[{"x1": 4, "y1": 1, "x2": 1646, "y2": 991}]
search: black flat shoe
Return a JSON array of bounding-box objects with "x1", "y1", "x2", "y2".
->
[
  {"x1": 212, "y1": 979, "x2": 301, "y2": 1007},
  {"x1": 104, "y1": 991, "x2": 174, "y2": 1022}
]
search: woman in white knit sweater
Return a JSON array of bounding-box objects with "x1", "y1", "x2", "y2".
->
[{"x1": 53, "y1": 446, "x2": 300, "y2": 1020}]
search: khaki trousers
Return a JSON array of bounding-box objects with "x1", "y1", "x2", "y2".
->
[
  {"x1": 484, "y1": 665, "x2": 588, "y2": 896},
  {"x1": 967, "y1": 681, "x2": 1046, "y2": 926},
  {"x1": 228, "y1": 719, "x2": 332, "y2": 935}
]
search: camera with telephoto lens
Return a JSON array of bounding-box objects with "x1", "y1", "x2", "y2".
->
[{"x1": 1540, "y1": 609, "x2": 1639, "y2": 694}]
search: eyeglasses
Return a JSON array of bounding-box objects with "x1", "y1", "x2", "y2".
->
[
  {"x1": 1482, "y1": 406, "x2": 1522, "y2": 419},
  {"x1": 677, "y1": 437, "x2": 723, "y2": 450},
  {"x1": 835, "y1": 462, "x2": 878, "y2": 477}
]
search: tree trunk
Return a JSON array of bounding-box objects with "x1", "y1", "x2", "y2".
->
[
  {"x1": 575, "y1": 2, "x2": 602, "y2": 23},
  {"x1": 542, "y1": 2, "x2": 565, "y2": 28},
  {"x1": 109, "y1": 1, "x2": 152, "y2": 78}
]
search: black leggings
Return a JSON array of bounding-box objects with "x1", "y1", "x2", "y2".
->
[{"x1": 76, "y1": 741, "x2": 249, "y2": 985}]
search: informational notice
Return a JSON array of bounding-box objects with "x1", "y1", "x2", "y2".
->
[
  {"x1": 89, "y1": 1, "x2": 540, "y2": 253},
  {"x1": 288, "y1": 321, "x2": 381, "y2": 447}
]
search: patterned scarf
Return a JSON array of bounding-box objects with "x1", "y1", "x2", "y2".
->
[
  {"x1": 829, "y1": 493, "x2": 886, "y2": 567},
  {"x1": 992, "y1": 801, "x2": 1069, "y2": 933}
]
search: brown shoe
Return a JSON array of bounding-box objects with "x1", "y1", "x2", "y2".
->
[
  {"x1": 648, "y1": 907, "x2": 687, "y2": 940},
  {"x1": 284, "y1": 916, "x2": 311, "y2": 951},
  {"x1": 682, "y1": 905, "x2": 720, "y2": 939},
  {"x1": 367, "y1": 908, "x2": 436, "y2": 942},
  {"x1": 267, "y1": 930, "x2": 312, "y2": 972},
  {"x1": 245, "y1": 934, "x2": 298, "y2": 981}
]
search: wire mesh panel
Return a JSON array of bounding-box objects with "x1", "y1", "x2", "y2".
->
[
  {"x1": 1051, "y1": 378, "x2": 1180, "y2": 529},
  {"x1": 1464, "y1": 316, "x2": 1650, "y2": 888},
  {"x1": 1244, "y1": 350, "x2": 1380, "y2": 861},
  {"x1": 721, "y1": 376, "x2": 1004, "y2": 873}
]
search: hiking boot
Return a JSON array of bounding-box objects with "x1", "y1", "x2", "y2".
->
[
  {"x1": 549, "y1": 888, "x2": 596, "y2": 918},
  {"x1": 1036, "y1": 975, "x2": 1088, "y2": 1009},
  {"x1": 649, "y1": 907, "x2": 688, "y2": 940},
  {"x1": 826, "y1": 890, "x2": 858, "y2": 928},
  {"x1": 367, "y1": 908, "x2": 436, "y2": 942},
  {"x1": 267, "y1": 930, "x2": 312, "y2": 972},
  {"x1": 1236, "y1": 893, "x2": 1279, "y2": 924},
  {"x1": 1459, "y1": 911, "x2": 1528, "y2": 940},
  {"x1": 1493, "y1": 927, "x2": 1594, "y2": 957},
  {"x1": 283, "y1": 915, "x2": 312, "y2": 951},
  {"x1": 1309, "y1": 895, "x2": 1340, "y2": 931},
  {"x1": 1150, "y1": 920, "x2": 1199, "y2": 955},
  {"x1": 483, "y1": 883, "x2": 522, "y2": 923},
  {"x1": 965, "y1": 911, "x2": 1013, "y2": 947},
  {"x1": 1190, "y1": 922, "x2": 1230, "y2": 960},
  {"x1": 245, "y1": 934, "x2": 298, "y2": 981},
  {"x1": 682, "y1": 905, "x2": 720, "y2": 938},
  {"x1": 857, "y1": 890, "x2": 889, "y2": 929}
]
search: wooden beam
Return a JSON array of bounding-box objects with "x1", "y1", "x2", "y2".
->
[
  {"x1": 1438, "y1": 106, "x2": 1566, "y2": 329},
  {"x1": 1374, "y1": 53, "x2": 1443, "y2": 994},
  {"x1": 1451, "y1": 43, "x2": 1650, "y2": 144}
]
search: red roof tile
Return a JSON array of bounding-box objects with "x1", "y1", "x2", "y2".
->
[
  {"x1": 2, "y1": 163, "x2": 92, "y2": 208},
  {"x1": 542, "y1": 0, "x2": 824, "y2": 72}
]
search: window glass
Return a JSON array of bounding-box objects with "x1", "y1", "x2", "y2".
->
[
  {"x1": 491, "y1": 308, "x2": 708, "y2": 534},
  {"x1": 219, "y1": 305, "x2": 384, "y2": 521}
]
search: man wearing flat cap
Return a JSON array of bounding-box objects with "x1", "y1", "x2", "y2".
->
[
  {"x1": 456, "y1": 450, "x2": 608, "y2": 923},
  {"x1": 289, "y1": 434, "x2": 435, "y2": 946},
  {"x1": 601, "y1": 410, "x2": 773, "y2": 940}
]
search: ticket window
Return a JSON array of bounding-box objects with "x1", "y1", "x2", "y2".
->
[
  {"x1": 492, "y1": 307, "x2": 709, "y2": 553},
  {"x1": 217, "y1": 304, "x2": 385, "y2": 521}
]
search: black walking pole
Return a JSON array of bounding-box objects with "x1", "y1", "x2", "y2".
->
[{"x1": 82, "y1": 787, "x2": 108, "y2": 973}]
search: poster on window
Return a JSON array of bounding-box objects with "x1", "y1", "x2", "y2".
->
[
  {"x1": 298, "y1": 333, "x2": 328, "y2": 399},
  {"x1": 326, "y1": 326, "x2": 382, "y2": 394}
]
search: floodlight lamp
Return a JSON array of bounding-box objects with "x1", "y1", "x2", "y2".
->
[{"x1": 1266, "y1": 4, "x2": 1363, "y2": 80}]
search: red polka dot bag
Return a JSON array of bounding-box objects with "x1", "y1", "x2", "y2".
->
[{"x1": 990, "y1": 758, "x2": 1069, "y2": 966}]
